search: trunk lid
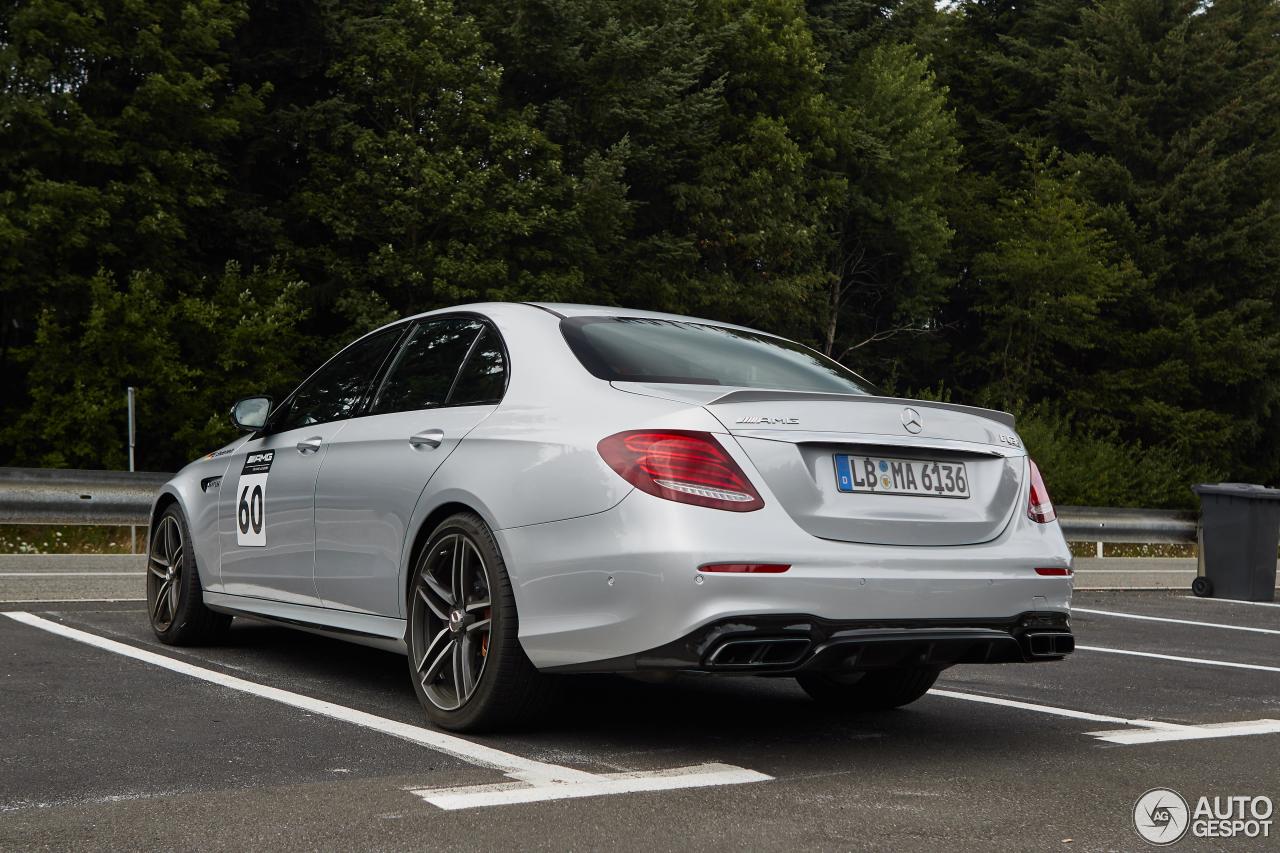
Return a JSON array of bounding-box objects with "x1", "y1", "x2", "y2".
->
[{"x1": 615, "y1": 383, "x2": 1026, "y2": 547}]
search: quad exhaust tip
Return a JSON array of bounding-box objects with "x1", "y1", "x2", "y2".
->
[
  {"x1": 1026, "y1": 632, "x2": 1074, "y2": 657},
  {"x1": 705, "y1": 638, "x2": 811, "y2": 668}
]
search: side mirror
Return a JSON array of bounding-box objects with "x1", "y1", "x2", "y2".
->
[{"x1": 230, "y1": 396, "x2": 272, "y2": 432}]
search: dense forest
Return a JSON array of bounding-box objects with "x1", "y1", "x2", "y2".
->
[{"x1": 2, "y1": 0, "x2": 1278, "y2": 506}]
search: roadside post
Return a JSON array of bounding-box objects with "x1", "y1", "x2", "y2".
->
[{"x1": 127, "y1": 386, "x2": 136, "y2": 554}]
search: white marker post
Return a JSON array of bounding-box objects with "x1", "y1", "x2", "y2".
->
[{"x1": 127, "y1": 386, "x2": 136, "y2": 554}]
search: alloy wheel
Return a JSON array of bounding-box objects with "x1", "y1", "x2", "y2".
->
[
  {"x1": 147, "y1": 515, "x2": 184, "y2": 631},
  {"x1": 411, "y1": 533, "x2": 493, "y2": 711}
]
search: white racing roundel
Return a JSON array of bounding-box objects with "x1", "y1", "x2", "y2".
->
[{"x1": 235, "y1": 450, "x2": 273, "y2": 547}]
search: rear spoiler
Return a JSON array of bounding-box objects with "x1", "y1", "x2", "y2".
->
[{"x1": 708, "y1": 390, "x2": 1017, "y2": 431}]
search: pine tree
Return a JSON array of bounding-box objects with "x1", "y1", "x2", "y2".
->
[
  {"x1": 813, "y1": 38, "x2": 960, "y2": 387},
  {"x1": 0, "y1": 0, "x2": 306, "y2": 468},
  {"x1": 1052, "y1": 0, "x2": 1280, "y2": 481},
  {"x1": 464, "y1": 0, "x2": 836, "y2": 328}
]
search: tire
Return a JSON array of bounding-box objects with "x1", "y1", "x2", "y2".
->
[
  {"x1": 797, "y1": 666, "x2": 940, "y2": 711},
  {"x1": 147, "y1": 504, "x2": 231, "y2": 645},
  {"x1": 406, "y1": 512, "x2": 554, "y2": 732},
  {"x1": 1191, "y1": 576, "x2": 1214, "y2": 598}
]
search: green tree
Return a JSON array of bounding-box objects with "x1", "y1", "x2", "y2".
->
[
  {"x1": 466, "y1": 0, "x2": 837, "y2": 328},
  {"x1": 0, "y1": 0, "x2": 313, "y2": 470},
  {"x1": 964, "y1": 155, "x2": 1142, "y2": 413},
  {"x1": 7, "y1": 265, "x2": 306, "y2": 469},
  {"x1": 814, "y1": 39, "x2": 959, "y2": 388},
  {"x1": 933, "y1": 0, "x2": 1280, "y2": 490},
  {"x1": 0, "y1": 0, "x2": 272, "y2": 455},
  {"x1": 285, "y1": 0, "x2": 588, "y2": 325},
  {"x1": 1050, "y1": 0, "x2": 1280, "y2": 481}
]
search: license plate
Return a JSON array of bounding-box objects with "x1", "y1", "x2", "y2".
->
[{"x1": 834, "y1": 454, "x2": 970, "y2": 499}]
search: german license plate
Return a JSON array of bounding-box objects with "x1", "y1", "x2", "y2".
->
[{"x1": 834, "y1": 454, "x2": 970, "y2": 499}]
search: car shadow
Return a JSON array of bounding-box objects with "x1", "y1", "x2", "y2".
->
[{"x1": 217, "y1": 620, "x2": 943, "y2": 744}]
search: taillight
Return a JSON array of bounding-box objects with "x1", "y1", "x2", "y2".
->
[
  {"x1": 1028, "y1": 459, "x2": 1056, "y2": 523},
  {"x1": 1035, "y1": 567, "x2": 1072, "y2": 576},
  {"x1": 597, "y1": 430, "x2": 765, "y2": 512}
]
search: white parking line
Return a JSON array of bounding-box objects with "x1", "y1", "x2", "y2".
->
[
  {"x1": 0, "y1": 597, "x2": 146, "y2": 604},
  {"x1": 928, "y1": 688, "x2": 1186, "y2": 729},
  {"x1": 0, "y1": 572, "x2": 143, "y2": 577},
  {"x1": 1076, "y1": 644, "x2": 1280, "y2": 673},
  {"x1": 2, "y1": 611, "x2": 769, "y2": 809},
  {"x1": 1184, "y1": 596, "x2": 1280, "y2": 609},
  {"x1": 930, "y1": 688, "x2": 1280, "y2": 745},
  {"x1": 411, "y1": 764, "x2": 770, "y2": 810},
  {"x1": 1086, "y1": 720, "x2": 1280, "y2": 746},
  {"x1": 1073, "y1": 607, "x2": 1280, "y2": 635}
]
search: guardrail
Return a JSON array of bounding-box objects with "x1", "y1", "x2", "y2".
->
[
  {"x1": 0, "y1": 467, "x2": 170, "y2": 526},
  {"x1": 0, "y1": 466, "x2": 1198, "y2": 541},
  {"x1": 1056, "y1": 506, "x2": 1197, "y2": 544}
]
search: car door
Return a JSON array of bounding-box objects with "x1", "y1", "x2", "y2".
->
[
  {"x1": 218, "y1": 325, "x2": 406, "y2": 605},
  {"x1": 313, "y1": 317, "x2": 508, "y2": 615}
]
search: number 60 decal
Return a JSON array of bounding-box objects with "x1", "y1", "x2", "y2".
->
[
  {"x1": 235, "y1": 450, "x2": 274, "y2": 547},
  {"x1": 238, "y1": 484, "x2": 264, "y2": 535}
]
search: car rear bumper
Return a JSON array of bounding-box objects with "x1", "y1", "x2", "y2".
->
[
  {"x1": 542, "y1": 611, "x2": 1074, "y2": 674},
  {"x1": 498, "y1": 484, "x2": 1074, "y2": 670}
]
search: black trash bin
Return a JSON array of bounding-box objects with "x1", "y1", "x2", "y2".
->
[{"x1": 1191, "y1": 483, "x2": 1280, "y2": 602}]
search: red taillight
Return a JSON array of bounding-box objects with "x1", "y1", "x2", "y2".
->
[
  {"x1": 597, "y1": 430, "x2": 765, "y2": 512},
  {"x1": 700, "y1": 563, "x2": 790, "y2": 574},
  {"x1": 1027, "y1": 459, "x2": 1056, "y2": 523},
  {"x1": 1035, "y1": 567, "x2": 1072, "y2": 576}
]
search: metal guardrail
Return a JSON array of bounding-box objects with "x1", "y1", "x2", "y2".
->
[
  {"x1": 1055, "y1": 505, "x2": 1197, "y2": 544},
  {"x1": 0, "y1": 466, "x2": 1200, "y2": 543},
  {"x1": 0, "y1": 467, "x2": 170, "y2": 526}
]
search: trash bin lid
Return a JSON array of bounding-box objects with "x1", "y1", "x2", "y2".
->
[{"x1": 1192, "y1": 482, "x2": 1280, "y2": 500}]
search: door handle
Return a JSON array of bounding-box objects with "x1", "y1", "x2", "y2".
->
[
  {"x1": 409, "y1": 429, "x2": 445, "y2": 450},
  {"x1": 296, "y1": 436, "x2": 323, "y2": 454}
]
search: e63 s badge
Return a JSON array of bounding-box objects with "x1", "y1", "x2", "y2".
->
[{"x1": 235, "y1": 450, "x2": 274, "y2": 546}]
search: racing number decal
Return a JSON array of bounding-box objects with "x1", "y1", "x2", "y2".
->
[{"x1": 235, "y1": 450, "x2": 273, "y2": 547}]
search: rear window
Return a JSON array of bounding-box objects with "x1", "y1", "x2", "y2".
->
[{"x1": 561, "y1": 317, "x2": 875, "y2": 395}]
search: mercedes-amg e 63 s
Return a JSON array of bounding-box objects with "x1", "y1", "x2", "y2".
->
[{"x1": 148, "y1": 303, "x2": 1074, "y2": 731}]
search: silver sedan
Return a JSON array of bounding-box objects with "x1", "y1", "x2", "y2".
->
[{"x1": 147, "y1": 303, "x2": 1074, "y2": 731}]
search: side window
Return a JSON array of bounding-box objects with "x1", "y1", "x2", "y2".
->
[
  {"x1": 369, "y1": 319, "x2": 483, "y2": 415},
  {"x1": 270, "y1": 327, "x2": 403, "y2": 432},
  {"x1": 449, "y1": 328, "x2": 508, "y2": 406}
]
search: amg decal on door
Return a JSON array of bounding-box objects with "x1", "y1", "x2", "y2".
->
[{"x1": 235, "y1": 450, "x2": 273, "y2": 547}]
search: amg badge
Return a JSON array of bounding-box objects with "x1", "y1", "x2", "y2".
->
[{"x1": 735, "y1": 416, "x2": 799, "y2": 425}]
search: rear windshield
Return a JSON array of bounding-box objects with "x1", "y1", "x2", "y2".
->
[{"x1": 561, "y1": 316, "x2": 875, "y2": 395}]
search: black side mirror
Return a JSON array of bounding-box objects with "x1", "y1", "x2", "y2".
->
[{"x1": 230, "y1": 396, "x2": 272, "y2": 432}]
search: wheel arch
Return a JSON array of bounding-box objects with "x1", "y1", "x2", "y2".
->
[
  {"x1": 149, "y1": 489, "x2": 180, "y2": 535},
  {"x1": 148, "y1": 484, "x2": 217, "y2": 589},
  {"x1": 402, "y1": 497, "x2": 500, "y2": 612}
]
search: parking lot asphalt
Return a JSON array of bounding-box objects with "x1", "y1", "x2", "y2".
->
[{"x1": 2, "y1": 590, "x2": 1278, "y2": 852}]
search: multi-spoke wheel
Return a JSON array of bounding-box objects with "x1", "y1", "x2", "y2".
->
[
  {"x1": 411, "y1": 533, "x2": 493, "y2": 711},
  {"x1": 407, "y1": 512, "x2": 555, "y2": 731},
  {"x1": 146, "y1": 504, "x2": 230, "y2": 645},
  {"x1": 148, "y1": 514, "x2": 184, "y2": 632}
]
